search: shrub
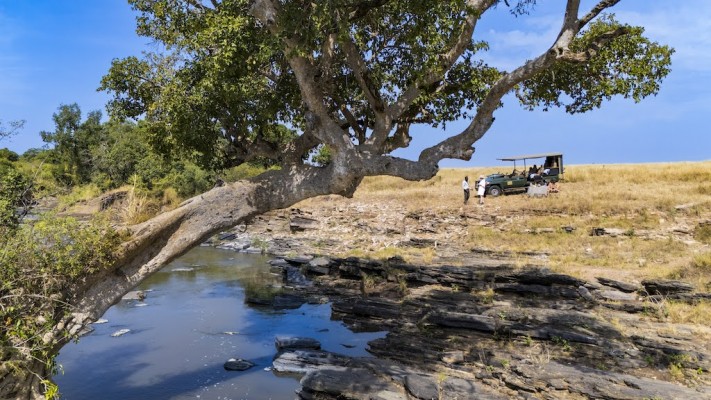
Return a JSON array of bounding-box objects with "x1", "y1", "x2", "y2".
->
[
  {"x1": 162, "y1": 163, "x2": 213, "y2": 198},
  {"x1": 161, "y1": 187, "x2": 181, "y2": 210},
  {"x1": 0, "y1": 148, "x2": 19, "y2": 162},
  {"x1": 0, "y1": 169, "x2": 32, "y2": 229},
  {"x1": 0, "y1": 214, "x2": 120, "y2": 397},
  {"x1": 58, "y1": 183, "x2": 102, "y2": 208},
  {"x1": 222, "y1": 163, "x2": 271, "y2": 182}
]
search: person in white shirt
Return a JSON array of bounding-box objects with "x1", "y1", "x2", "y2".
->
[
  {"x1": 462, "y1": 176, "x2": 470, "y2": 204},
  {"x1": 477, "y1": 175, "x2": 487, "y2": 205}
]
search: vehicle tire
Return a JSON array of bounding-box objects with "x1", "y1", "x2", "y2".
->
[{"x1": 488, "y1": 185, "x2": 502, "y2": 197}]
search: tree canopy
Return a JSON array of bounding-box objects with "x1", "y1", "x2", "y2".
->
[{"x1": 101, "y1": 0, "x2": 672, "y2": 185}]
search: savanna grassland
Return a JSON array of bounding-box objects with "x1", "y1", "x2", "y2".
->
[{"x1": 291, "y1": 161, "x2": 711, "y2": 322}]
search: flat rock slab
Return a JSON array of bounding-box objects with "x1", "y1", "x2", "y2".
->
[
  {"x1": 272, "y1": 350, "x2": 350, "y2": 374},
  {"x1": 642, "y1": 279, "x2": 694, "y2": 295},
  {"x1": 426, "y1": 311, "x2": 496, "y2": 332},
  {"x1": 306, "y1": 261, "x2": 331, "y2": 275},
  {"x1": 440, "y1": 376, "x2": 509, "y2": 400},
  {"x1": 121, "y1": 290, "x2": 146, "y2": 301},
  {"x1": 299, "y1": 368, "x2": 406, "y2": 400},
  {"x1": 525, "y1": 361, "x2": 711, "y2": 400},
  {"x1": 595, "y1": 289, "x2": 638, "y2": 302},
  {"x1": 404, "y1": 374, "x2": 438, "y2": 399},
  {"x1": 247, "y1": 293, "x2": 308, "y2": 309},
  {"x1": 275, "y1": 336, "x2": 321, "y2": 351},
  {"x1": 402, "y1": 373, "x2": 508, "y2": 400},
  {"x1": 596, "y1": 277, "x2": 640, "y2": 292}
]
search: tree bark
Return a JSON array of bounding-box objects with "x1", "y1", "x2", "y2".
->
[{"x1": 0, "y1": 357, "x2": 45, "y2": 400}]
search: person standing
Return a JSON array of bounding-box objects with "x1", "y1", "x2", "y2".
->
[
  {"x1": 462, "y1": 176, "x2": 470, "y2": 204},
  {"x1": 477, "y1": 175, "x2": 487, "y2": 205}
]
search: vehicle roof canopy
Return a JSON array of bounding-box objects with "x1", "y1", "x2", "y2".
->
[{"x1": 497, "y1": 152, "x2": 563, "y2": 161}]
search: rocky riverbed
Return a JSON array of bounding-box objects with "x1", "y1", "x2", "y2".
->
[{"x1": 207, "y1": 204, "x2": 711, "y2": 400}]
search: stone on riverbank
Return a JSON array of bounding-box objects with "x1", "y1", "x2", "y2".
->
[{"x1": 223, "y1": 358, "x2": 255, "y2": 371}]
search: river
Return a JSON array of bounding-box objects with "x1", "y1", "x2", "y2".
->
[{"x1": 54, "y1": 246, "x2": 386, "y2": 399}]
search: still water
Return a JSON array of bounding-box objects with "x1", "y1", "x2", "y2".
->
[{"x1": 54, "y1": 247, "x2": 386, "y2": 399}]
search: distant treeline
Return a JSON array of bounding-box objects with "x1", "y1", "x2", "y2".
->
[{"x1": 0, "y1": 103, "x2": 277, "y2": 230}]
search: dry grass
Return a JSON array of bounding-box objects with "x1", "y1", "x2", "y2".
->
[
  {"x1": 58, "y1": 183, "x2": 103, "y2": 208},
  {"x1": 665, "y1": 301, "x2": 711, "y2": 325},
  {"x1": 344, "y1": 161, "x2": 711, "y2": 286},
  {"x1": 119, "y1": 185, "x2": 154, "y2": 225},
  {"x1": 356, "y1": 162, "x2": 711, "y2": 216},
  {"x1": 117, "y1": 178, "x2": 179, "y2": 225}
]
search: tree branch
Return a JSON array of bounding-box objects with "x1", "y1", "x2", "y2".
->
[
  {"x1": 340, "y1": 38, "x2": 386, "y2": 113},
  {"x1": 337, "y1": 102, "x2": 366, "y2": 143},
  {"x1": 557, "y1": 0, "x2": 581, "y2": 38},
  {"x1": 579, "y1": 0, "x2": 622, "y2": 27},
  {"x1": 348, "y1": 0, "x2": 391, "y2": 22},
  {"x1": 387, "y1": 0, "x2": 496, "y2": 119},
  {"x1": 379, "y1": 0, "x2": 496, "y2": 152},
  {"x1": 415, "y1": 0, "x2": 626, "y2": 166},
  {"x1": 558, "y1": 26, "x2": 631, "y2": 62},
  {"x1": 382, "y1": 123, "x2": 412, "y2": 153},
  {"x1": 250, "y1": 0, "x2": 353, "y2": 155},
  {"x1": 358, "y1": 152, "x2": 439, "y2": 182},
  {"x1": 280, "y1": 130, "x2": 321, "y2": 165}
]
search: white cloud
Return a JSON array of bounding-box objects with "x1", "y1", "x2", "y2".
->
[
  {"x1": 615, "y1": 2, "x2": 711, "y2": 72},
  {"x1": 478, "y1": 1, "x2": 711, "y2": 74},
  {"x1": 480, "y1": 13, "x2": 560, "y2": 71}
]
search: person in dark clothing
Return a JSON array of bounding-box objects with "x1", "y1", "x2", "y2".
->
[{"x1": 462, "y1": 176, "x2": 470, "y2": 204}]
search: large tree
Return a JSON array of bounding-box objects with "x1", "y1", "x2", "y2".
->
[
  {"x1": 40, "y1": 104, "x2": 105, "y2": 185},
  {"x1": 2, "y1": 0, "x2": 673, "y2": 398}
]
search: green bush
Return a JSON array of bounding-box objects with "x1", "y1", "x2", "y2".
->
[
  {"x1": 57, "y1": 183, "x2": 103, "y2": 208},
  {"x1": 311, "y1": 144, "x2": 332, "y2": 166},
  {"x1": 222, "y1": 163, "x2": 270, "y2": 182},
  {"x1": 163, "y1": 163, "x2": 214, "y2": 198},
  {"x1": 15, "y1": 160, "x2": 61, "y2": 199},
  {"x1": 0, "y1": 214, "x2": 120, "y2": 397},
  {"x1": 0, "y1": 148, "x2": 19, "y2": 162},
  {"x1": 0, "y1": 169, "x2": 32, "y2": 229}
]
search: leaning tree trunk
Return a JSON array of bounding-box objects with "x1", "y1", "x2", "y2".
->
[
  {"x1": 6, "y1": 164, "x2": 366, "y2": 399},
  {"x1": 0, "y1": 358, "x2": 45, "y2": 400}
]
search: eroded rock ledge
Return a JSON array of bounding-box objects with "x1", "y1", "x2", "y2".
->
[{"x1": 265, "y1": 255, "x2": 711, "y2": 400}]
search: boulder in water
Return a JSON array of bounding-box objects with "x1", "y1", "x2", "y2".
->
[{"x1": 224, "y1": 358, "x2": 255, "y2": 371}]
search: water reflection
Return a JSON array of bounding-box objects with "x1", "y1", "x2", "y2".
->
[{"x1": 55, "y1": 247, "x2": 386, "y2": 399}]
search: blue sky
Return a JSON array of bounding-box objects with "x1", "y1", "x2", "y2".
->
[{"x1": 0, "y1": 0, "x2": 709, "y2": 167}]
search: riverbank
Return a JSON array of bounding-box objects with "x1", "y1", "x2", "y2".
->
[
  {"x1": 257, "y1": 253, "x2": 711, "y2": 399},
  {"x1": 202, "y1": 162, "x2": 711, "y2": 399}
]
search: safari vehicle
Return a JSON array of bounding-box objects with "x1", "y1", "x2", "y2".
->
[{"x1": 481, "y1": 153, "x2": 563, "y2": 197}]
